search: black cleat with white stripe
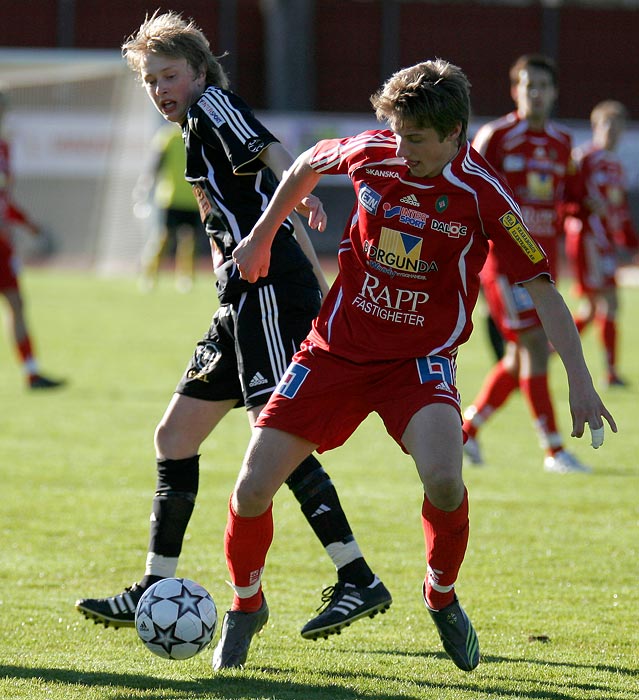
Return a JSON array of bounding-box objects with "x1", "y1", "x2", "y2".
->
[
  {"x1": 75, "y1": 583, "x2": 145, "y2": 628},
  {"x1": 301, "y1": 577, "x2": 392, "y2": 640}
]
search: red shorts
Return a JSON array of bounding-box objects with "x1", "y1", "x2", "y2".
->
[
  {"x1": 565, "y1": 224, "x2": 616, "y2": 296},
  {"x1": 255, "y1": 341, "x2": 461, "y2": 454},
  {"x1": 482, "y1": 272, "x2": 541, "y2": 343},
  {"x1": 0, "y1": 235, "x2": 19, "y2": 291}
]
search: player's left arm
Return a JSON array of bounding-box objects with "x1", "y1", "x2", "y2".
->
[{"x1": 523, "y1": 275, "x2": 617, "y2": 447}]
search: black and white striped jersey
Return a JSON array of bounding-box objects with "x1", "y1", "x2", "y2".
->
[{"x1": 183, "y1": 85, "x2": 315, "y2": 302}]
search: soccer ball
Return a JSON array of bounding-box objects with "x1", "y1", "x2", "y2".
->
[{"x1": 135, "y1": 578, "x2": 217, "y2": 660}]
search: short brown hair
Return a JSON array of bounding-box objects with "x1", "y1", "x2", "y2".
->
[
  {"x1": 122, "y1": 10, "x2": 229, "y2": 89},
  {"x1": 370, "y1": 59, "x2": 471, "y2": 145},
  {"x1": 590, "y1": 100, "x2": 628, "y2": 125},
  {"x1": 509, "y1": 54, "x2": 558, "y2": 87}
]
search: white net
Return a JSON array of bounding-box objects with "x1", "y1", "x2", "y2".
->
[{"x1": 0, "y1": 49, "x2": 159, "y2": 274}]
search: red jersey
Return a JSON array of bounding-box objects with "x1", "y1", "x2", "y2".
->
[
  {"x1": 473, "y1": 111, "x2": 578, "y2": 279},
  {"x1": 0, "y1": 139, "x2": 29, "y2": 232},
  {"x1": 567, "y1": 142, "x2": 638, "y2": 252},
  {"x1": 306, "y1": 130, "x2": 550, "y2": 362}
]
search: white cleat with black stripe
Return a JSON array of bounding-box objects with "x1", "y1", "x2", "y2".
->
[
  {"x1": 301, "y1": 576, "x2": 392, "y2": 640},
  {"x1": 75, "y1": 583, "x2": 145, "y2": 628}
]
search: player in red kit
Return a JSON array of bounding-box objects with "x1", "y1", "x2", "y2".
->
[
  {"x1": 564, "y1": 100, "x2": 638, "y2": 387},
  {"x1": 462, "y1": 54, "x2": 593, "y2": 473},
  {"x1": 0, "y1": 91, "x2": 64, "y2": 390},
  {"x1": 212, "y1": 59, "x2": 615, "y2": 672}
]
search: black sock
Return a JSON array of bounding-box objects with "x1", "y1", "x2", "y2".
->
[
  {"x1": 286, "y1": 455, "x2": 374, "y2": 587},
  {"x1": 147, "y1": 455, "x2": 199, "y2": 558},
  {"x1": 139, "y1": 574, "x2": 164, "y2": 590}
]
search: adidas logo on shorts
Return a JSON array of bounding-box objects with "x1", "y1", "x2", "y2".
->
[{"x1": 249, "y1": 372, "x2": 269, "y2": 388}]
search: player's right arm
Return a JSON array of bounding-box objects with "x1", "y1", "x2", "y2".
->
[
  {"x1": 523, "y1": 275, "x2": 617, "y2": 447},
  {"x1": 233, "y1": 148, "x2": 324, "y2": 283},
  {"x1": 259, "y1": 141, "x2": 329, "y2": 295}
]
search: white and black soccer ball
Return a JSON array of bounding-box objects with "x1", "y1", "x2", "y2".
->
[{"x1": 135, "y1": 578, "x2": 217, "y2": 660}]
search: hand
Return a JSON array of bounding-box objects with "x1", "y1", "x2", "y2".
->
[
  {"x1": 294, "y1": 194, "x2": 327, "y2": 232},
  {"x1": 569, "y1": 387, "x2": 617, "y2": 449},
  {"x1": 232, "y1": 234, "x2": 272, "y2": 283},
  {"x1": 589, "y1": 425, "x2": 605, "y2": 449}
]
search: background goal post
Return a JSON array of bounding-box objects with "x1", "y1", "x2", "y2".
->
[{"x1": 0, "y1": 48, "x2": 159, "y2": 274}]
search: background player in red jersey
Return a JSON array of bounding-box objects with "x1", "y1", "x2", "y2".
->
[
  {"x1": 564, "y1": 100, "x2": 639, "y2": 388},
  {"x1": 462, "y1": 54, "x2": 593, "y2": 473},
  {"x1": 0, "y1": 91, "x2": 64, "y2": 390},
  {"x1": 215, "y1": 59, "x2": 615, "y2": 672},
  {"x1": 76, "y1": 11, "x2": 391, "y2": 644}
]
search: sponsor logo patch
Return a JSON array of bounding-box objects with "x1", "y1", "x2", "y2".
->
[
  {"x1": 400, "y1": 193, "x2": 420, "y2": 207},
  {"x1": 499, "y1": 210, "x2": 545, "y2": 262},
  {"x1": 198, "y1": 97, "x2": 225, "y2": 127},
  {"x1": 363, "y1": 227, "x2": 438, "y2": 275},
  {"x1": 276, "y1": 362, "x2": 311, "y2": 399},
  {"x1": 358, "y1": 184, "x2": 382, "y2": 215},
  {"x1": 353, "y1": 271, "x2": 429, "y2": 326},
  {"x1": 435, "y1": 195, "x2": 448, "y2": 212},
  {"x1": 246, "y1": 137, "x2": 265, "y2": 153},
  {"x1": 526, "y1": 171, "x2": 554, "y2": 201},
  {"x1": 187, "y1": 341, "x2": 222, "y2": 382},
  {"x1": 365, "y1": 168, "x2": 400, "y2": 178},
  {"x1": 383, "y1": 203, "x2": 429, "y2": 229},
  {"x1": 503, "y1": 154, "x2": 525, "y2": 172},
  {"x1": 431, "y1": 219, "x2": 468, "y2": 238}
]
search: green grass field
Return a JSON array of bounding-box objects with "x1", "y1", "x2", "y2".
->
[{"x1": 1, "y1": 267, "x2": 638, "y2": 700}]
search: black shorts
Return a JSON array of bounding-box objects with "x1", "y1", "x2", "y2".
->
[{"x1": 176, "y1": 280, "x2": 322, "y2": 410}]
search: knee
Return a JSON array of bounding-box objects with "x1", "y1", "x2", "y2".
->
[
  {"x1": 501, "y1": 343, "x2": 520, "y2": 374},
  {"x1": 154, "y1": 421, "x2": 174, "y2": 456},
  {"x1": 233, "y1": 475, "x2": 274, "y2": 517},
  {"x1": 154, "y1": 420, "x2": 193, "y2": 459},
  {"x1": 424, "y1": 470, "x2": 464, "y2": 511}
]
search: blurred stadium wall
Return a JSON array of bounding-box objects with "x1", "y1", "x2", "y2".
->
[{"x1": 1, "y1": 0, "x2": 638, "y2": 269}]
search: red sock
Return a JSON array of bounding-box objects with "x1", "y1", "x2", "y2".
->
[
  {"x1": 224, "y1": 497, "x2": 273, "y2": 612},
  {"x1": 519, "y1": 374, "x2": 562, "y2": 453},
  {"x1": 598, "y1": 316, "x2": 617, "y2": 376},
  {"x1": 574, "y1": 316, "x2": 590, "y2": 335},
  {"x1": 422, "y1": 489, "x2": 469, "y2": 610},
  {"x1": 463, "y1": 360, "x2": 518, "y2": 437},
  {"x1": 16, "y1": 336, "x2": 34, "y2": 364}
]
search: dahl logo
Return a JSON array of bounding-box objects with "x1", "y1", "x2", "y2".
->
[
  {"x1": 435, "y1": 195, "x2": 448, "y2": 213},
  {"x1": 431, "y1": 219, "x2": 468, "y2": 238},
  {"x1": 501, "y1": 212, "x2": 518, "y2": 228}
]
